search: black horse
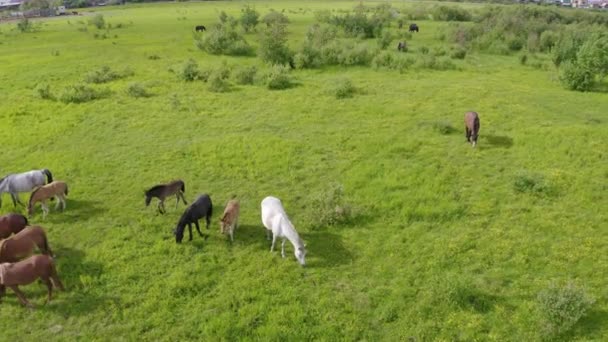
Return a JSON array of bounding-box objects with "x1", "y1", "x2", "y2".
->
[
  {"x1": 409, "y1": 23, "x2": 419, "y2": 33},
  {"x1": 173, "y1": 194, "x2": 213, "y2": 243},
  {"x1": 195, "y1": 25, "x2": 206, "y2": 32}
]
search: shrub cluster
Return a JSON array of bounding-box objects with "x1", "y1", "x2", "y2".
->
[
  {"x1": 84, "y1": 66, "x2": 133, "y2": 84},
  {"x1": 263, "y1": 65, "x2": 294, "y2": 90},
  {"x1": 195, "y1": 22, "x2": 253, "y2": 56},
  {"x1": 328, "y1": 77, "x2": 357, "y2": 99},
  {"x1": 125, "y1": 82, "x2": 150, "y2": 98},
  {"x1": 555, "y1": 31, "x2": 608, "y2": 91},
  {"x1": 258, "y1": 17, "x2": 293, "y2": 66},
  {"x1": 59, "y1": 84, "x2": 109, "y2": 104},
  {"x1": 537, "y1": 281, "x2": 595, "y2": 339},
  {"x1": 305, "y1": 183, "x2": 353, "y2": 229}
]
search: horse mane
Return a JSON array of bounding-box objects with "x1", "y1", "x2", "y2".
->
[
  {"x1": 28, "y1": 186, "x2": 43, "y2": 208},
  {"x1": 145, "y1": 184, "x2": 165, "y2": 196}
]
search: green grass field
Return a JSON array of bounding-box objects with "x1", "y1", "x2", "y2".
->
[{"x1": 0, "y1": 1, "x2": 607, "y2": 340}]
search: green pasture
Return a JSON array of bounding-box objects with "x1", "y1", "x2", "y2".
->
[{"x1": 0, "y1": 1, "x2": 606, "y2": 340}]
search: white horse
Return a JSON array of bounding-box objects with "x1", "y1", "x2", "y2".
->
[
  {"x1": 261, "y1": 196, "x2": 306, "y2": 266},
  {"x1": 0, "y1": 169, "x2": 53, "y2": 208}
]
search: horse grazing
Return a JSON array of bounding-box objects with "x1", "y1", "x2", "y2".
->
[
  {"x1": 0, "y1": 254, "x2": 64, "y2": 308},
  {"x1": 0, "y1": 169, "x2": 53, "y2": 208},
  {"x1": 220, "y1": 199, "x2": 240, "y2": 242},
  {"x1": 261, "y1": 196, "x2": 306, "y2": 266},
  {"x1": 195, "y1": 25, "x2": 206, "y2": 32},
  {"x1": 145, "y1": 180, "x2": 187, "y2": 214},
  {"x1": 464, "y1": 111, "x2": 481, "y2": 147},
  {"x1": 27, "y1": 181, "x2": 68, "y2": 218},
  {"x1": 397, "y1": 41, "x2": 407, "y2": 52},
  {"x1": 409, "y1": 23, "x2": 419, "y2": 32},
  {"x1": 0, "y1": 214, "x2": 28, "y2": 239},
  {"x1": 174, "y1": 194, "x2": 213, "y2": 243},
  {"x1": 0, "y1": 226, "x2": 54, "y2": 263}
]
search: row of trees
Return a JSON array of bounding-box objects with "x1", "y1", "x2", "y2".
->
[{"x1": 200, "y1": 3, "x2": 606, "y2": 92}]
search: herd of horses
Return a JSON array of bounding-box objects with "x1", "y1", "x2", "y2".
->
[{"x1": 0, "y1": 111, "x2": 479, "y2": 308}]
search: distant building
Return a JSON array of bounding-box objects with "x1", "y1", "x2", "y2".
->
[
  {"x1": 572, "y1": 0, "x2": 589, "y2": 7},
  {"x1": 0, "y1": 0, "x2": 23, "y2": 9}
]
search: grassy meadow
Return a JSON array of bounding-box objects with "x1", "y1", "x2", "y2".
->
[{"x1": 0, "y1": 1, "x2": 607, "y2": 340}]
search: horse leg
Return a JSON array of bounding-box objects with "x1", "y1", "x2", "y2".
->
[
  {"x1": 10, "y1": 193, "x2": 18, "y2": 207},
  {"x1": 266, "y1": 229, "x2": 271, "y2": 241},
  {"x1": 465, "y1": 127, "x2": 471, "y2": 142},
  {"x1": 60, "y1": 195, "x2": 66, "y2": 210},
  {"x1": 41, "y1": 202, "x2": 49, "y2": 219},
  {"x1": 175, "y1": 194, "x2": 179, "y2": 209},
  {"x1": 50, "y1": 264, "x2": 65, "y2": 291},
  {"x1": 270, "y1": 234, "x2": 276, "y2": 252},
  {"x1": 205, "y1": 214, "x2": 211, "y2": 230},
  {"x1": 0, "y1": 285, "x2": 5, "y2": 299},
  {"x1": 281, "y1": 239, "x2": 286, "y2": 258},
  {"x1": 8, "y1": 285, "x2": 34, "y2": 308},
  {"x1": 180, "y1": 192, "x2": 188, "y2": 205},
  {"x1": 54, "y1": 196, "x2": 61, "y2": 210},
  {"x1": 194, "y1": 220, "x2": 204, "y2": 237},
  {"x1": 43, "y1": 277, "x2": 53, "y2": 304}
]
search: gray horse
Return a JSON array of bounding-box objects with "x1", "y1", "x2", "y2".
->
[{"x1": 0, "y1": 169, "x2": 53, "y2": 208}]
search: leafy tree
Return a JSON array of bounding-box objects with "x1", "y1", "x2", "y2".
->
[
  {"x1": 240, "y1": 5, "x2": 259, "y2": 33},
  {"x1": 258, "y1": 19, "x2": 292, "y2": 65}
]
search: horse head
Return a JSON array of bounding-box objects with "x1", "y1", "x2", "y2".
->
[{"x1": 295, "y1": 245, "x2": 306, "y2": 266}]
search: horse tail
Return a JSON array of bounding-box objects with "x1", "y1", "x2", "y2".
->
[
  {"x1": 41, "y1": 229, "x2": 52, "y2": 256},
  {"x1": 64, "y1": 184, "x2": 69, "y2": 196},
  {"x1": 181, "y1": 181, "x2": 185, "y2": 193},
  {"x1": 42, "y1": 169, "x2": 53, "y2": 184},
  {"x1": 208, "y1": 201, "x2": 213, "y2": 219}
]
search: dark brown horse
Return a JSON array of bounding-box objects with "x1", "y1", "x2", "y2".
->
[
  {"x1": 174, "y1": 194, "x2": 213, "y2": 243},
  {"x1": 145, "y1": 180, "x2": 187, "y2": 214},
  {"x1": 465, "y1": 111, "x2": 480, "y2": 147},
  {"x1": 0, "y1": 213, "x2": 28, "y2": 239},
  {"x1": 0, "y1": 226, "x2": 54, "y2": 263},
  {"x1": 0, "y1": 254, "x2": 64, "y2": 308}
]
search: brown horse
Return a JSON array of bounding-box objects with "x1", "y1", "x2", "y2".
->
[
  {"x1": 0, "y1": 254, "x2": 64, "y2": 308},
  {"x1": 220, "y1": 199, "x2": 240, "y2": 242},
  {"x1": 145, "y1": 180, "x2": 187, "y2": 214},
  {"x1": 0, "y1": 213, "x2": 28, "y2": 239},
  {"x1": 0, "y1": 226, "x2": 54, "y2": 263},
  {"x1": 27, "y1": 181, "x2": 68, "y2": 218},
  {"x1": 465, "y1": 111, "x2": 480, "y2": 147}
]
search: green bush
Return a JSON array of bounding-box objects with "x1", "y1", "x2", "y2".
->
[
  {"x1": 559, "y1": 61, "x2": 594, "y2": 92},
  {"x1": 305, "y1": 183, "x2": 353, "y2": 229},
  {"x1": 537, "y1": 281, "x2": 595, "y2": 339},
  {"x1": 450, "y1": 46, "x2": 467, "y2": 59},
  {"x1": 34, "y1": 83, "x2": 53, "y2": 100},
  {"x1": 89, "y1": 14, "x2": 105, "y2": 29},
  {"x1": 264, "y1": 65, "x2": 293, "y2": 90},
  {"x1": 540, "y1": 30, "x2": 559, "y2": 52},
  {"x1": 125, "y1": 82, "x2": 149, "y2": 98},
  {"x1": 59, "y1": 84, "x2": 108, "y2": 104},
  {"x1": 519, "y1": 54, "x2": 528, "y2": 65},
  {"x1": 433, "y1": 121, "x2": 456, "y2": 135},
  {"x1": 432, "y1": 5, "x2": 472, "y2": 22},
  {"x1": 85, "y1": 66, "x2": 133, "y2": 84},
  {"x1": 240, "y1": 5, "x2": 260, "y2": 33},
  {"x1": 195, "y1": 24, "x2": 253, "y2": 56},
  {"x1": 377, "y1": 31, "x2": 394, "y2": 50},
  {"x1": 17, "y1": 18, "x2": 33, "y2": 33},
  {"x1": 233, "y1": 66, "x2": 257, "y2": 85},
  {"x1": 513, "y1": 171, "x2": 556, "y2": 197},
  {"x1": 261, "y1": 10, "x2": 289, "y2": 27},
  {"x1": 258, "y1": 21, "x2": 293, "y2": 66},
  {"x1": 371, "y1": 51, "x2": 414, "y2": 72},
  {"x1": 207, "y1": 72, "x2": 231, "y2": 93},
  {"x1": 329, "y1": 77, "x2": 356, "y2": 99},
  {"x1": 176, "y1": 59, "x2": 201, "y2": 81}
]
